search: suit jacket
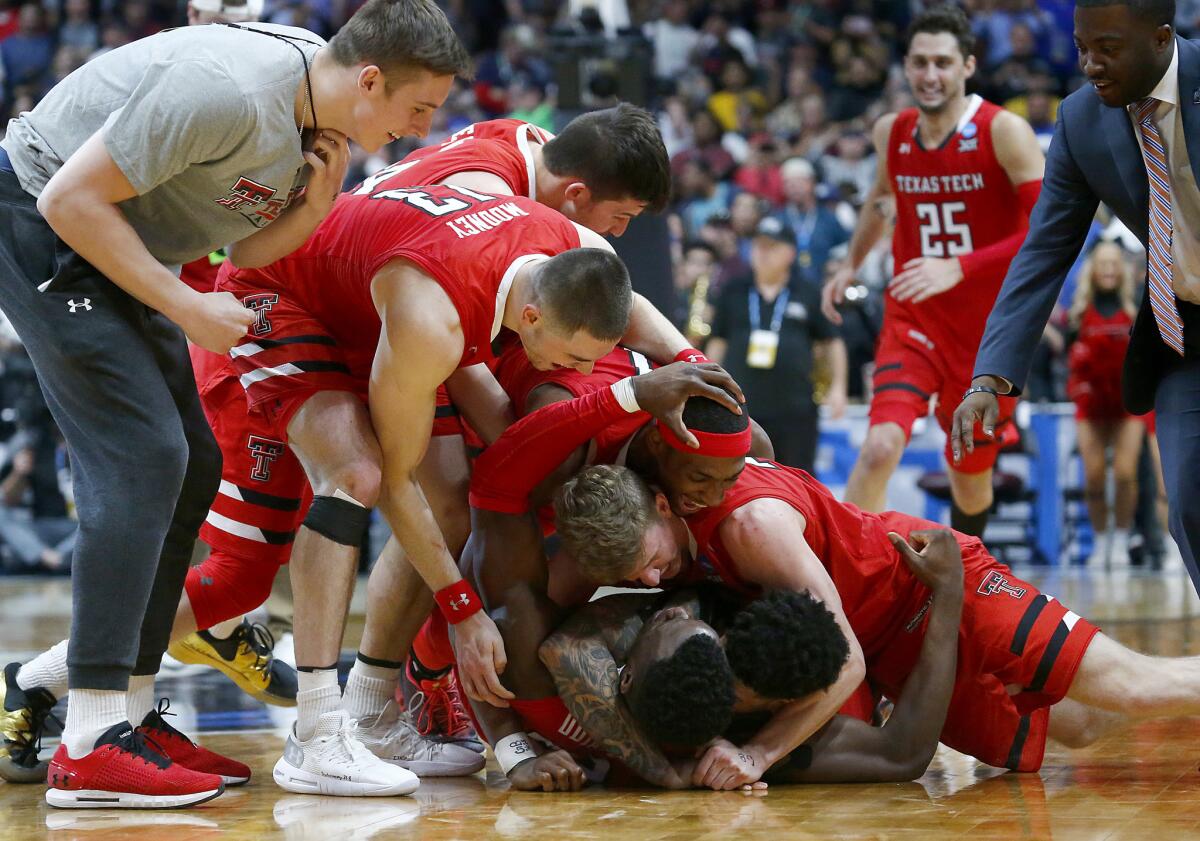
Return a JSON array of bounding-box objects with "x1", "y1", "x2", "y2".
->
[{"x1": 973, "y1": 36, "x2": 1200, "y2": 414}]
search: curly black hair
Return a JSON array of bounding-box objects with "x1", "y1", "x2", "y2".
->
[
  {"x1": 725, "y1": 590, "x2": 849, "y2": 699},
  {"x1": 682, "y1": 396, "x2": 750, "y2": 435},
  {"x1": 626, "y1": 634, "x2": 735, "y2": 748}
]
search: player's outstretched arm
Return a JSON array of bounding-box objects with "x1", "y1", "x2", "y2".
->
[
  {"x1": 698, "y1": 500, "x2": 867, "y2": 789},
  {"x1": 539, "y1": 596, "x2": 690, "y2": 789},
  {"x1": 821, "y1": 113, "x2": 896, "y2": 324},
  {"x1": 767, "y1": 530, "x2": 964, "y2": 783},
  {"x1": 370, "y1": 264, "x2": 513, "y2": 708}
]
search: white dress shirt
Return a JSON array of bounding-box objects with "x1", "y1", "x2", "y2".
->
[{"x1": 1129, "y1": 40, "x2": 1200, "y2": 304}]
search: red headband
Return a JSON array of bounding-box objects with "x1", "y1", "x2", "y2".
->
[{"x1": 658, "y1": 421, "x2": 752, "y2": 458}]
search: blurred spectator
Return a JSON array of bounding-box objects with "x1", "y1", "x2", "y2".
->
[
  {"x1": 676, "y1": 156, "x2": 731, "y2": 235},
  {"x1": 673, "y1": 239, "x2": 719, "y2": 344},
  {"x1": 671, "y1": 108, "x2": 736, "y2": 181},
  {"x1": 698, "y1": 212, "x2": 750, "y2": 295},
  {"x1": 658, "y1": 94, "x2": 694, "y2": 158},
  {"x1": 2, "y1": 4, "x2": 54, "y2": 99},
  {"x1": 732, "y1": 133, "x2": 784, "y2": 205},
  {"x1": 119, "y1": 0, "x2": 165, "y2": 40},
  {"x1": 58, "y1": 0, "x2": 99, "y2": 52},
  {"x1": 698, "y1": 11, "x2": 758, "y2": 78},
  {"x1": 707, "y1": 55, "x2": 767, "y2": 133},
  {"x1": 972, "y1": 0, "x2": 1050, "y2": 71},
  {"x1": 818, "y1": 128, "x2": 876, "y2": 205},
  {"x1": 644, "y1": 0, "x2": 699, "y2": 81},
  {"x1": 89, "y1": 18, "x2": 133, "y2": 61},
  {"x1": 507, "y1": 75, "x2": 554, "y2": 131},
  {"x1": 707, "y1": 215, "x2": 847, "y2": 472},
  {"x1": 474, "y1": 24, "x2": 550, "y2": 118},
  {"x1": 765, "y1": 64, "x2": 818, "y2": 138},
  {"x1": 779, "y1": 157, "x2": 848, "y2": 282},
  {"x1": 0, "y1": 428, "x2": 75, "y2": 573},
  {"x1": 788, "y1": 93, "x2": 840, "y2": 161},
  {"x1": 828, "y1": 12, "x2": 889, "y2": 119},
  {"x1": 49, "y1": 44, "x2": 88, "y2": 86},
  {"x1": 729, "y1": 190, "x2": 764, "y2": 260}
]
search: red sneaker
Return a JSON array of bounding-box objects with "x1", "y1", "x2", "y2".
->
[
  {"x1": 138, "y1": 699, "x2": 251, "y2": 786},
  {"x1": 401, "y1": 661, "x2": 484, "y2": 753},
  {"x1": 46, "y1": 722, "x2": 224, "y2": 809}
]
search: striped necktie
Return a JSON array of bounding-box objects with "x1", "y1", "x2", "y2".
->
[{"x1": 1134, "y1": 97, "x2": 1186, "y2": 355}]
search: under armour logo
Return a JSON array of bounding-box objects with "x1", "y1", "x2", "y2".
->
[
  {"x1": 67, "y1": 298, "x2": 92, "y2": 313},
  {"x1": 51, "y1": 771, "x2": 72, "y2": 788},
  {"x1": 977, "y1": 571, "x2": 1027, "y2": 599},
  {"x1": 899, "y1": 142, "x2": 912, "y2": 154},
  {"x1": 449, "y1": 594, "x2": 471, "y2": 610}
]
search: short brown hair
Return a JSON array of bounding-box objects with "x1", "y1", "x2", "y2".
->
[
  {"x1": 906, "y1": 5, "x2": 975, "y2": 59},
  {"x1": 329, "y1": 0, "x2": 473, "y2": 83},
  {"x1": 542, "y1": 104, "x2": 671, "y2": 213},
  {"x1": 554, "y1": 465, "x2": 658, "y2": 583},
  {"x1": 534, "y1": 249, "x2": 631, "y2": 342}
]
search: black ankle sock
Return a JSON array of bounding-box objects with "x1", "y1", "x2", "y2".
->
[
  {"x1": 950, "y1": 501, "x2": 990, "y2": 537},
  {"x1": 408, "y1": 647, "x2": 450, "y2": 682},
  {"x1": 296, "y1": 663, "x2": 338, "y2": 673},
  {"x1": 197, "y1": 628, "x2": 241, "y2": 660},
  {"x1": 356, "y1": 652, "x2": 404, "y2": 670}
]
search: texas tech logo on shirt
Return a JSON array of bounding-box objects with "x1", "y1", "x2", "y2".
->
[
  {"x1": 217, "y1": 177, "x2": 276, "y2": 212},
  {"x1": 977, "y1": 570, "x2": 1027, "y2": 599},
  {"x1": 242, "y1": 293, "x2": 279, "y2": 336}
]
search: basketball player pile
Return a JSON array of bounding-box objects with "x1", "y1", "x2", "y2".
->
[{"x1": 3, "y1": 1, "x2": 1200, "y2": 812}]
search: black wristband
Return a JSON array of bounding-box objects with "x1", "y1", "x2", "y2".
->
[{"x1": 962, "y1": 384, "x2": 999, "y2": 401}]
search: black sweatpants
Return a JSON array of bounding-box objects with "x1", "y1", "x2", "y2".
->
[{"x1": 0, "y1": 169, "x2": 221, "y2": 690}]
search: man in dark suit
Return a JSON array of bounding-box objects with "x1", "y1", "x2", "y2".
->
[{"x1": 951, "y1": 0, "x2": 1200, "y2": 589}]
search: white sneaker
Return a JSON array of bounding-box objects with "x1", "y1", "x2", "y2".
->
[
  {"x1": 272, "y1": 710, "x2": 419, "y2": 797},
  {"x1": 1109, "y1": 529, "x2": 1131, "y2": 568},
  {"x1": 1086, "y1": 532, "x2": 1109, "y2": 568},
  {"x1": 356, "y1": 700, "x2": 484, "y2": 777}
]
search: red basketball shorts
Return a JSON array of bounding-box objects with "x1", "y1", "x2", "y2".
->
[
  {"x1": 870, "y1": 313, "x2": 1018, "y2": 474},
  {"x1": 867, "y1": 539, "x2": 1099, "y2": 772}
]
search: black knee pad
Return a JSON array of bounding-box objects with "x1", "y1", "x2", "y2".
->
[{"x1": 303, "y1": 494, "x2": 371, "y2": 546}]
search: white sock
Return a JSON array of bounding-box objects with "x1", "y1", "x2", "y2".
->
[
  {"x1": 207, "y1": 616, "x2": 243, "y2": 640},
  {"x1": 17, "y1": 639, "x2": 69, "y2": 700},
  {"x1": 296, "y1": 669, "x2": 341, "y2": 741},
  {"x1": 126, "y1": 674, "x2": 156, "y2": 726},
  {"x1": 62, "y1": 689, "x2": 127, "y2": 759},
  {"x1": 343, "y1": 659, "x2": 400, "y2": 722}
]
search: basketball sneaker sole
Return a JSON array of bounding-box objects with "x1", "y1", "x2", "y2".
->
[
  {"x1": 45, "y1": 783, "x2": 224, "y2": 809},
  {"x1": 272, "y1": 755, "x2": 420, "y2": 797}
]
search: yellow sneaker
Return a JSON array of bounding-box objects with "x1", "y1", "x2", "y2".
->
[
  {"x1": 168, "y1": 621, "x2": 297, "y2": 707},
  {"x1": 0, "y1": 661, "x2": 58, "y2": 782}
]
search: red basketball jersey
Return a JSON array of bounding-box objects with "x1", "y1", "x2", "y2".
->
[
  {"x1": 353, "y1": 119, "x2": 554, "y2": 200},
  {"x1": 683, "y1": 459, "x2": 949, "y2": 659},
  {"x1": 887, "y1": 95, "x2": 1023, "y2": 351},
  {"x1": 217, "y1": 184, "x2": 581, "y2": 371}
]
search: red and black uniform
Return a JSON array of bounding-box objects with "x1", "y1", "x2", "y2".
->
[
  {"x1": 876, "y1": 95, "x2": 1038, "y2": 472},
  {"x1": 1067, "y1": 296, "x2": 1149, "y2": 426},
  {"x1": 183, "y1": 183, "x2": 579, "y2": 628},
  {"x1": 684, "y1": 459, "x2": 1099, "y2": 771},
  {"x1": 359, "y1": 118, "x2": 554, "y2": 437}
]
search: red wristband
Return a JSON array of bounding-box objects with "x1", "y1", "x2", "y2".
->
[
  {"x1": 674, "y1": 348, "x2": 710, "y2": 364},
  {"x1": 435, "y1": 579, "x2": 482, "y2": 624}
]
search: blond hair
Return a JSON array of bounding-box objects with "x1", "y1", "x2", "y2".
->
[
  {"x1": 553, "y1": 465, "x2": 658, "y2": 583},
  {"x1": 1068, "y1": 241, "x2": 1137, "y2": 329}
]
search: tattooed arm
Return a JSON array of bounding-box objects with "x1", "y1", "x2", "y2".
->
[{"x1": 538, "y1": 594, "x2": 691, "y2": 790}]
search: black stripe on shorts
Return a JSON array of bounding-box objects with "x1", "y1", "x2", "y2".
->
[
  {"x1": 1010, "y1": 594, "x2": 1048, "y2": 656},
  {"x1": 262, "y1": 528, "x2": 296, "y2": 546},
  {"x1": 435, "y1": 404, "x2": 459, "y2": 419},
  {"x1": 233, "y1": 484, "x2": 302, "y2": 512},
  {"x1": 1027, "y1": 620, "x2": 1071, "y2": 693},
  {"x1": 1005, "y1": 715, "x2": 1032, "y2": 770},
  {"x1": 250, "y1": 334, "x2": 337, "y2": 348},
  {"x1": 873, "y1": 382, "x2": 931, "y2": 400},
  {"x1": 874, "y1": 362, "x2": 902, "y2": 374},
  {"x1": 290, "y1": 360, "x2": 352, "y2": 375}
]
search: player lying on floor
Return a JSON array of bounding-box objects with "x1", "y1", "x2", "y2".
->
[
  {"x1": 548, "y1": 413, "x2": 1200, "y2": 787},
  {"x1": 535, "y1": 528, "x2": 964, "y2": 789}
]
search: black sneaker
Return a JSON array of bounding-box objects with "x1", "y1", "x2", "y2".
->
[{"x1": 0, "y1": 661, "x2": 60, "y2": 783}]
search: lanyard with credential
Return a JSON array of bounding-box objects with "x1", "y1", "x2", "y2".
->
[{"x1": 749, "y1": 287, "x2": 789, "y2": 334}]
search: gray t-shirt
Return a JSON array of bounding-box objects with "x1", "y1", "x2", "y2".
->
[{"x1": 2, "y1": 23, "x2": 323, "y2": 266}]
